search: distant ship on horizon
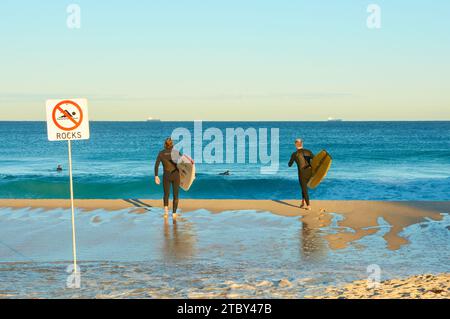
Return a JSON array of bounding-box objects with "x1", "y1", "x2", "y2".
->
[
  {"x1": 327, "y1": 117, "x2": 343, "y2": 122},
  {"x1": 146, "y1": 117, "x2": 161, "y2": 122}
]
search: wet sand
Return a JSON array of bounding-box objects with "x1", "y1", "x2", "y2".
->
[
  {"x1": 0, "y1": 201, "x2": 449, "y2": 299},
  {"x1": 309, "y1": 273, "x2": 450, "y2": 299},
  {"x1": 0, "y1": 199, "x2": 448, "y2": 251}
]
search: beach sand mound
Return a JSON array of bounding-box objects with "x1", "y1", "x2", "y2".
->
[{"x1": 308, "y1": 273, "x2": 449, "y2": 299}]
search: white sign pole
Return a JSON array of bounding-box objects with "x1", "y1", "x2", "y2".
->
[{"x1": 68, "y1": 139, "x2": 78, "y2": 274}]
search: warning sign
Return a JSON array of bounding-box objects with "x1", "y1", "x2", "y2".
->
[{"x1": 46, "y1": 99, "x2": 90, "y2": 141}]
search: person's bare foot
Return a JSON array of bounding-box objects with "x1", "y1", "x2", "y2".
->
[
  {"x1": 304, "y1": 206, "x2": 311, "y2": 211},
  {"x1": 173, "y1": 213, "x2": 178, "y2": 224},
  {"x1": 164, "y1": 207, "x2": 169, "y2": 218}
]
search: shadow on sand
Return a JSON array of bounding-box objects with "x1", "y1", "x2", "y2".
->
[
  {"x1": 123, "y1": 199, "x2": 153, "y2": 210},
  {"x1": 272, "y1": 200, "x2": 299, "y2": 209}
]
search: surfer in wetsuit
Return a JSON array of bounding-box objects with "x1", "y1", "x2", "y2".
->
[
  {"x1": 289, "y1": 139, "x2": 314, "y2": 210},
  {"x1": 155, "y1": 138, "x2": 182, "y2": 223}
]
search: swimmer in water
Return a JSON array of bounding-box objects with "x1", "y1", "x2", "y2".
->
[
  {"x1": 219, "y1": 170, "x2": 231, "y2": 176},
  {"x1": 56, "y1": 165, "x2": 63, "y2": 172}
]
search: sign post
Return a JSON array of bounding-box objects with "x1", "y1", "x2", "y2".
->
[
  {"x1": 68, "y1": 139, "x2": 77, "y2": 274},
  {"x1": 46, "y1": 99, "x2": 90, "y2": 276}
]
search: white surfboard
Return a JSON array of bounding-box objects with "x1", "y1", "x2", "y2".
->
[{"x1": 178, "y1": 155, "x2": 196, "y2": 191}]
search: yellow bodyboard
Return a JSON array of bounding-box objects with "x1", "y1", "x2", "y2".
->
[{"x1": 307, "y1": 150, "x2": 332, "y2": 189}]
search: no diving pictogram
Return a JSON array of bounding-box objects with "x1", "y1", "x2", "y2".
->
[{"x1": 52, "y1": 100, "x2": 84, "y2": 131}]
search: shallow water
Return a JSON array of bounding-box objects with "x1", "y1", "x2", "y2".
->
[{"x1": 0, "y1": 208, "x2": 448, "y2": 298}]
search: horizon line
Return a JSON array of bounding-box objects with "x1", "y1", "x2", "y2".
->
[{"x1": 1, "y1": 119, "x2": 449, "y2": 123}]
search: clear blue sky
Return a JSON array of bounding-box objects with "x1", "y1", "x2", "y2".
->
[{"x1": 0, "y1": 0, "x2": 449, "y2": 120}]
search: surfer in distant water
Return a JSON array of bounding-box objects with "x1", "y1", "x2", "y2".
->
[
  {"x1": 289, "y1": 139, "x2": 314, "y2": 210},
  {"x1": 56, "y1": 165, "x2": 63, "y2": 172},
  {"x1": 219, "y1": 170, "x2": 231, "y2": 176},
  {"x1": 155, "y1": 138, "x2": 182, "y2": 223}
]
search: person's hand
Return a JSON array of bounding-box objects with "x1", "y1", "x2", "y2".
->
[{"x1": 155, "y1": 176, "x2": 160, "y2": 185}]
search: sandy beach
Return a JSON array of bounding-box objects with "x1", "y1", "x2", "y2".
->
[
  {"x1": 1, "y1": 199, "x2": 448, "y2": 251},
  {"x1": 308, "y1": 273, "x2": 450, "y2": 299}
]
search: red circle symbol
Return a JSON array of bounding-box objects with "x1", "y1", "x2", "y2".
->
[{"x1": 52, "y1": 100, "x2": 84, "y2": 131}]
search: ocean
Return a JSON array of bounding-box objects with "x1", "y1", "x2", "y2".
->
[{"x1": 0, "y1": 121, "x2": 449, "y2": 200}]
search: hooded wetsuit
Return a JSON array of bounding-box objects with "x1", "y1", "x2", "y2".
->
[
  {"x1": 289, "y1": 149, "x2": 314, "y2": 206},
  {"x1": 155, "y1": 148, "x2": 181, "y2": 213}
]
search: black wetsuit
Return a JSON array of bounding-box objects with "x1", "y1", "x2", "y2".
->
[
  {"x1": 289, "y1": 149, "x2": 314, "y2": 206},
  {"x1": 155, "y1": 149, "x2": 181, "y2": 213}
]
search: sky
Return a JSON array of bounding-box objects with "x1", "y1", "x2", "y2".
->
[{"x1": 0, "y1": 0, "x2": 449, "y2": 121}]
